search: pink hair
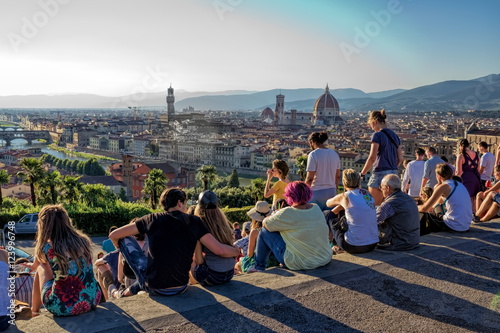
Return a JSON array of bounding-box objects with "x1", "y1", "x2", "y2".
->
[{"x1": 285, "y1": 181, "x2": 312, "y2": 206}]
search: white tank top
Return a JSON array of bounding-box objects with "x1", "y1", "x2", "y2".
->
[
  {"x1": 344, "y1": 188, "x2": 379, "y2": 246},
  {"x1": 443, "y1": 180, "x2": 472, "y2": 231}
]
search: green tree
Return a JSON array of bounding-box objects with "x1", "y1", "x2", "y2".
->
[
  {"x1": 0, "y1": 169, "x2": 11, "y2": 206},
  {"x1": 61, "y1": 175, "x2": 82, "y2": 204},
  {"x1": 227, "y1": 169, "x2": 240, "y2": 188},
  {"x1": 81, "y1": 184, "x2": 117, "y2": 208},
  {"x1": 295, "y1": 155, "x2": 308, "y2": 181},
  {"x1": 38, "y1": 170, "x2": 61, "y2": 205},
  {"x1": 249, "y1": 178, "x2": 266, "y2": 202},
  {"x1": 143, "y1": 169, "x2": 167, "y2": 209},
  {"x1": 18, "y1": 157, "x2": 44, "y2": 206},
  {"x1": 197, "y1": 164, "x2": 217, "y2": 191},
  {"x1": 118, "y1": 187, "x2": 128, "y2": 202},
  {"x1": 71, "y1": 160, "x2": 80, "y2": 173}
]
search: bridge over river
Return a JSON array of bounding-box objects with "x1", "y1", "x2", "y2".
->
[{"x1": 0, "y1": 129, "x2": 52, "y2": 145}]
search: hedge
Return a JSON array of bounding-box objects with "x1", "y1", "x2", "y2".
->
[{"x1": 223, "y1": 205, "x2": 254, "y2": 225}]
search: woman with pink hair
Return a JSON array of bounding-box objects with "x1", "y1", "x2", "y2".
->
[{"x1": 248, "y1": 181, "x2": 332, "y2": 272}]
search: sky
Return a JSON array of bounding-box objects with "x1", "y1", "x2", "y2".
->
[{"x1": 0, "y1": 0, "x2": 499, "y2": 97}]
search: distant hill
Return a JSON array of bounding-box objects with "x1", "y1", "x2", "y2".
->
[{"x1": 1, "y1": 75, "x2": 498, "y2": 111}]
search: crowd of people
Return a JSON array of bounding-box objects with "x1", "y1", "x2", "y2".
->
[{"x1": 2, "y1": 109, "x2": 500, "y2": 326}]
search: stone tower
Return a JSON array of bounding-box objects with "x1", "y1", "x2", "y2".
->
[
  {"x1": 167, "y1": 84, "x2": 175, "y2": 120},
  {"x1": 122, "y1": 154, "x2": 133, "y2": 197},
  {"x1": 274, "y1": 92, "x2": 285, "y2": 126}
]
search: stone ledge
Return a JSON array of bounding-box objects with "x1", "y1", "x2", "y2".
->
[{"x1": 13, "y1": 219, "x2": 500, "y2": 333}]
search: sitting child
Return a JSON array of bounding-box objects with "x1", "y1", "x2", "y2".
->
[
  {"x1": 233, "y1": 222, "x2": 251, "y2": 274},
  {"x1": 233, "y1": 222, "x2": 242, "y2": 240}
]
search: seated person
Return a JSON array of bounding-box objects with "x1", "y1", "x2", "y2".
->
[
  {"x1": 418, "y1": 164, "x2": 472, "y2": 233},
  {"x1": 376, "y1": 174, "x2": 420, "y2": 250},
  {"x1": 13, "y1": 258, "x2": 34, "y2": 306},
  {"x1": 475, "y1": 165, "x2": 500, "y2": 222},
  {"x1": 107, "y1": 188, "x2": 240, "y2": 298},
  {"x1": 248, "y1": 181, "x2": 332, "y2": 272},
  {"x1": 0, "y1": 249, "x2": 11, "y2": 331},
  {"x1": 102, "y1": 226, "x2": 118, "y2": 253},
  {"x1": 326, "y1": 169, "x2": 379, "y2": 254}
]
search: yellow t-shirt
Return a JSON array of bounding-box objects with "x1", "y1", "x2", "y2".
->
[{"x1": 272, "y1": 180, "x2": 288, "y2": 207}]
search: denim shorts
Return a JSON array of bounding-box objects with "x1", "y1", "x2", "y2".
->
[
  {"x1": 194, "y1": 262, "x2": 234, "y2": 286},
  {"x1": 368, "y1": 169, "x2": 398, "y2": 189},
  {"x1": 493, "y1": 193, "x2": 500, "y2": 206}
]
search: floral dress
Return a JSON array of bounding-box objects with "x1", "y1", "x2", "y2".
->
[{"x1": 41, "y1": 243, "x2": 101, "y2": 316}]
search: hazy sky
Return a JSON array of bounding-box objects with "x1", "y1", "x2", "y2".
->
[{"x1": 1, "y1": 0, "x2": 499, "y2": 96}]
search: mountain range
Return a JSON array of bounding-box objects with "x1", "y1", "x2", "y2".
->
[{"x1": 1, "y1": 74, "x2": 499, "y2": 112}]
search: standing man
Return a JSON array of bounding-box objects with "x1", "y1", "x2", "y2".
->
[
  {"x1": 421, "y1": 147, "x2": 445, "y2": 189},
  {"x1": 478, "y1": 141, "x2": 495, "y2": 188},
  {"x1": 402, "y1": 148, "x2": 426, "y2": 198}
]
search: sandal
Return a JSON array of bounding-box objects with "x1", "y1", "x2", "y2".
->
[{"x1": 332, "y1": 246, "x2": 345, "y2": 255}]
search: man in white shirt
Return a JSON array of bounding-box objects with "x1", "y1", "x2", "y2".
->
[
  {"x1": 402, "y1": 148, "x2": 426, "y2": 197},
  {"x1": 479, "y1": 141, "x2": 495, "y2": 188}
]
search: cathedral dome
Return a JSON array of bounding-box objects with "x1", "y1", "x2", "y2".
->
[
  {"x1": 312, "y1": 84, "x2": 342, "y2": 125},
  {"x1": 313, "y1": 84, "x2": 339, "y2": 112},
  {"x1": 261, "y1": 107, "x2": 274, "y2": 119}
]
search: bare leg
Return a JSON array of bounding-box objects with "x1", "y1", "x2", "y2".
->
[
  {"x1": 31, "y1": 262, "x2": 53, "y2": 316},
  {"x1": 471, "y1": 197, "x2": 476, "y2": 213},
  {"x1": 369, "y1": 187, "x2": 383, "y2": 206},
  {"x1": 476, "y1": 192, "x2": 486, "y2": 212},
  {"x1": 189, "y1": 261, "x2": 198, "y2": 285},
  {"x1": 476, "y1": 192, "x2": 496, "y2": 218},
  {"x1": 481, "y1": 203, "x2": 500, "y2": 222}
]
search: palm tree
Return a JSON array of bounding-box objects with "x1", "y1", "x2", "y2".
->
[
  {"x1": 295, "y1": 155, "x2": 308, "y2": 181},
  {"x1": 197, "y1": 164, "x2": 217, "y2": 191},
  {"x1": 18, "y1": 157, "x2": 44, "y2": 206},
  {"x1": 0, "y1": 169, "x2": 11, "y2": 206},
  {"x1": 61, "y1": 175, "x2": 82, "y2": 204},
  {"x1": 38, "y1": 170, "x2": 62, "y2": 205},
  {"x1": 143, "y1": 169, "x2": 167, "y2": 210}
]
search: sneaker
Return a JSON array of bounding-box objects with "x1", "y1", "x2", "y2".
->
[
  {"x1": 246, "y1": 265, "x2": 264, "y2": 273},
  {"x1": 108, "y1": 285, "x2": 122, "y2": 299},
  {"x1": 472, "y1": 215, "x2": 481, "y2": 223}
]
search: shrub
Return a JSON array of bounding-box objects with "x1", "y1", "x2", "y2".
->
[{"x1": 222, "y1": 205, "x2": 253, "y2": 224}]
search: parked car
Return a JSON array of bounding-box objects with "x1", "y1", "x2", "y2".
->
[
  {"x1": 0, "y1": 231, "x2": 34, "y2": 263},
  {"x1": 2, "y1": 213, "x2": 39, "y2": 235}
]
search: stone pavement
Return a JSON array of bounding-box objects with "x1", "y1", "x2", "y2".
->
[{"x1": 11, "y1": 219, "x2": 500, "y2": 333}]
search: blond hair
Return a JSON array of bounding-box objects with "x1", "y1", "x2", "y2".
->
[
  {"x1": 194, "y1": 206, "x2": 234, "y2": 245},
  {"x1": 342, "y1": 169, "x2": 360, "y2": 189},
  {"x1": 34, "y1": 205, "x2": 92, "y2": 276}
]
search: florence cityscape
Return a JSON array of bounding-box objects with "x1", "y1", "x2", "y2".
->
[{"x1": 0, "y1": 1, "x2": 499, "y2": 332}]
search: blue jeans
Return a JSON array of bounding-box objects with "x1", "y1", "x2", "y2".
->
[
  {"x1": 119, "y1": 237, "x2": 188, "y2": 296},
  {"x1": 310, "y1": 187, "x2": 337, "y2": 211},
  {"x1": 254, "y1": 228, "x2": 286, "y2": 270},
  {"x1": 118, "y1": 237, "x2": 148, "y2": 295}
]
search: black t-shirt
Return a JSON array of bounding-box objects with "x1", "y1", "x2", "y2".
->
[{"x1": 135, "y1": 211, "x2": 209, "y2": 288}]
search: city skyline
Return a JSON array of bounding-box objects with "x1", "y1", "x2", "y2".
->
[{"x1": 1, "y1": 0, "x2": 499, "y2": 97}]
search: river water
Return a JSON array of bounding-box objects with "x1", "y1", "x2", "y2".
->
[{"x1": 0, "y1": 139, "x2": 88, "y2": 161}]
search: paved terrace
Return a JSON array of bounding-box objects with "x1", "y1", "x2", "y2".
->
[{"x1": 12, "y1": 219, "x2": 500, "y2": 333}]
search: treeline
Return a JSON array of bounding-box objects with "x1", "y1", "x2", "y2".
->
[{"x1": 41, "y1": 154, "x2": 106, "y2": 176}]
